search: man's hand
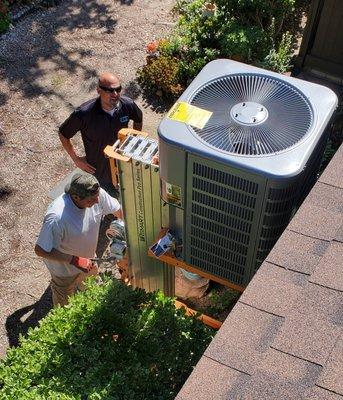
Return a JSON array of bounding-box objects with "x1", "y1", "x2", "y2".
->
[
  {"x1": 114, "y1": 208, "x2": 123, "y2": 219},
  {"x1": 133, "y1": 121, "x2": 143, "y2": 131},
  {"x1": 70, "y1": 256, "x2": 94, "y2": 272},
  {"x1": 59, "y1": 134, "x2": 96, "y2": 173},
  {"x1": 73, "y1": 156, "x2": 96, "y2": 174}
]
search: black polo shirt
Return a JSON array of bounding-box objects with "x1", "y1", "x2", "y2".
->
[{"x1": 59, "y1": 96, "x2": 142, "y2": 185}]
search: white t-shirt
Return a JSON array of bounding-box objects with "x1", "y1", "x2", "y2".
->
[
  {"x1": 103, "y1": 102, "x2": 120, "y2": 116},
  {"x1": 36, "y1": 189, "x2": 120, "y2": 277}
]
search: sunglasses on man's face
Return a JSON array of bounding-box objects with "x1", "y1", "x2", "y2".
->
[{"x1": 99, "y1": 85, "x2": 122, "y2": 94}]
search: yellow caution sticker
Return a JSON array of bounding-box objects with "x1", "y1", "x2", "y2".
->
[{"x1": 167, "y1": 102, "x2": 212, "y2": 129}]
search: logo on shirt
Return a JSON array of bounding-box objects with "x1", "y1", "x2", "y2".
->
[{"x1": 120, "y1": 115, "x2": 129, "y2": 123}]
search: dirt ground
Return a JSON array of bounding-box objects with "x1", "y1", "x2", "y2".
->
[{"x1": 0, "y1": 0, "x2": 175, "y2": 359}]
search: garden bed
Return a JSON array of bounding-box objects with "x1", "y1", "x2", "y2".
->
[
  {"x1": 0, "y1": 276, "x2": 215, "y2": 400},
  {"x1": 180, "y1": 282, "x2": 240, "y2": 322},
  {"x1": 137, "y1": 0, "x2": 310, "y2": 99}
]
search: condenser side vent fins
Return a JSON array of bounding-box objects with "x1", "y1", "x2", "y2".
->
[{"x1": 185, "y1": 156, "x2": 264, "y2": 285}]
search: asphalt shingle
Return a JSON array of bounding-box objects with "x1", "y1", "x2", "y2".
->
[
  {"x1": 334, "y1": 224, "x2": 343, "y2": 243},
  {"x1": 272, "y1": 312, "x2": 341, "y2": 365},
  {"x1": 305, "y1": 182, "x2": 343, "y2": 214},
  {"x1": 291, "y1": 282, "x2": 343, "y2": 325},
  {"x1": 316, "y1": 336, "x2": 343, "y2": 395},
  {"x1": 319, "y1": 145, "x2": 343, "y2": 189},
  {"x1": 240, "y1": 348, "x2": 321, "y2": 400},
  {"x1": 266, "y1": 229, "x2": 329, "y2": 275},
  {"x1": 309, "y1": 242, "x2": 343, "y2": 291},
  {"x1": 204, "y1": 302, "x2": 283, "y2": 375},
  {"x1": 287, "y1": 175, "x2": 343, "y2": 241},
  {"x1": 288, "y1": 203, "x2": 341, "y2": 241},
  {"x1": 175, "y1": 356, "x2": 250, "y2": 400},
  {"x1": 305, "y1": 386, "x2": 343, "y2": 400},
  {"x1": 239, "y1": 261, "x2": 307, "y2": 317}
]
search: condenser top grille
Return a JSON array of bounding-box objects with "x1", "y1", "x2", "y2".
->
[{"x1": 189, "y1": 73, "x2": 314, "y2": 156}]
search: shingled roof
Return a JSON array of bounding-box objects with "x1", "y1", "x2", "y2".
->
[{"x1": 176, "y1": 144, "x2": 343, "y2": 400}]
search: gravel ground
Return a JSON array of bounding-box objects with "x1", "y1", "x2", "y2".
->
[{"x1": 0, "y1": 0, "x2": 175, "y2": 359}]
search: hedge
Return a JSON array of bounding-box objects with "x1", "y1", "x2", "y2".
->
[{"x1": 0, "y1": 276, "x2": 214, "y2": 400}]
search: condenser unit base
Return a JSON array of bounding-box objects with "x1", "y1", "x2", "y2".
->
[{"x1": 148, "y1": 229, "x2": 246, "y2": 293}]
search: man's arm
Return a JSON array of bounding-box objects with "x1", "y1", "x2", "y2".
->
[
  {"x1": 132, "y1": 121, "x2": 143, "y2": 131},
  {"x1": 113, "y1": 208, "x2": 123, "y2": 219},
  {"x1": 130, "y1": 101, "x2": 143, "y2": 131},
  {"x1": 35, "y1": 244, "x2": 94, "y2": 272},
  {"x1": 34, "y1": 244, "x2": 72, "y2": 263},
  {"x1": 59, "y1": 133, "x2": 96, "y2": 174}
]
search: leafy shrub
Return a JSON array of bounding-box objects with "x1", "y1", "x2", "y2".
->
[
  {"x1": 137, "y1": 54, "x2": 184, "y2": 98},
  {"x1": 202, "y1": 288, "x2": 240, "y2": 318},
  {"x1": 0, "y1": 276, "x2": 214, "y2": 400},
  {"x1": 320, "y1": 109, "x2": 343, "y2": 173},
  {"x1": 320, "y1": 139, "x2": 337, "y2": 172},
  {"x1": 261, "y1": 30, "x2": 294, "y2": 73},
  {"x1": 0, "y1": 1, "x2": 11, "y2": 34},
  {"x1": 138, "y1": 0, "x2": 311, "y2": 98}
]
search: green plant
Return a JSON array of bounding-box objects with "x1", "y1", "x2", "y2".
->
[
  {"x1": 137, "y1": 54, "x2": 184, "y2": 98},
  {"x1": 261, "y1": 30, "x2": 294, "y2": 73},
  {"x1": 138, "y1": 0, "x2": 311, "y2": 99},
  {"x1": 0, "y1": 276, "x2": 214, "y2": 399},
  {"x1": 158, "y1": 37, "x2": 185, "y2": 58},
  {"x1": 176, "y1": 0, "x2": 206, "y2": 19},
  {"x1": 219, "y1": 22, "x2": 266, "y2": 62},
  {"x1": 172, "y1": 0, "x2": 195, "y2": 15},
  {"x1": 0, "y1": 1, "x2": 10, "y2": 34},
  {"x1": 320, "y1": 139, "x2": 336, "y2": 171},
  {"x1": 51, "y1": 74, "x2": 65, "y2": 88},
  {"x1": 202, "y1": 288, "x2": 240, "y2": 318}
]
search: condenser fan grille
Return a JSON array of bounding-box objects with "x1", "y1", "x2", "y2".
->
[{"x1": 189, "y1": 73, "x2": 314, "y2": 156}]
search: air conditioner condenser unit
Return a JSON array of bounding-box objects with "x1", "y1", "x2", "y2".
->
[{"x1": 158, "y1": 59, "x2": 338, "y2": 288}]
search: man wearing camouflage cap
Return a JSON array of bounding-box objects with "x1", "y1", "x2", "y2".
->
[{"x1": 35, "y1": 171, "x2": 121, "y2": 306}]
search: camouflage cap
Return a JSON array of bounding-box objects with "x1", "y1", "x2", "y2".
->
[{"x1": 65, "y1": 172, "x2": 100, "y2": 199}]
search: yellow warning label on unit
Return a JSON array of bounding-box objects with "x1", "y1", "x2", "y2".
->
[{"x1": 167, "y1": 102, "x2": 212, "y2": 129}]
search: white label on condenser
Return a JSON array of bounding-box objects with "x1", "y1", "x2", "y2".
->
[{"x1": 165, "y1": 182, "x2": 182, "y2": 207}]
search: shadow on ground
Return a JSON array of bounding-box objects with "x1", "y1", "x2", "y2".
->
[
  {"x1": 122, "y1": 80, "x2": 141, "y2": 100},
  {"x1": 123, "y1": 79, "x2": 173, "y2": 112},
  {"x1": 96, "y1": 214, "x2": 115, "y2": 258},
  {"x1": 0, "y1": 186, "x2": 14, "y2": 201},
  {"x1": 5, "y1": 286, "x2": 53, "y2": 348},
  {"x1": 0, "y1": 0, "x2": 117, "y2": 106},
  {"x1": 140, "y1": 88, "x2": 173, "y2": 113},
  {"x1": 116, "y1": 0, "x2": 135, "y2": 5},
  {"x1": 0, "y1": 91, "x2": 8, "y2": 107}
]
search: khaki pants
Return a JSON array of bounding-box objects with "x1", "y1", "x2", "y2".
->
[{"x1": 50, "y1": 266, "x2": 98, "y2": 307}]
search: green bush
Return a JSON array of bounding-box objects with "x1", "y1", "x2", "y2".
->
[
  {"x1": 202, "y1": 288, "x2": 240, "y2": 319},
  {"x1": 0, "y1": 1, "x2": 11, "y2": 34},
  {"x1": 137, "y1": 54, "x2": 184, "y2": 98},
  {"x1": 320, "y1": 109, "x2": 343, "y2": 173},
  {"x1": 138, "y1": 0, "x2": 311, "y2": 98},
  {"x1": 0, "y1": 276, "x2": 214, "y2": 400},
  {"x1": 261, "y1": 30, "x2": 294, "y2": 73}
]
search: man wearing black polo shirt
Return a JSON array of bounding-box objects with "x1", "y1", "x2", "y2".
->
[{"x1": 59, "y1": 72, "x2": 143, "y2": 196}]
